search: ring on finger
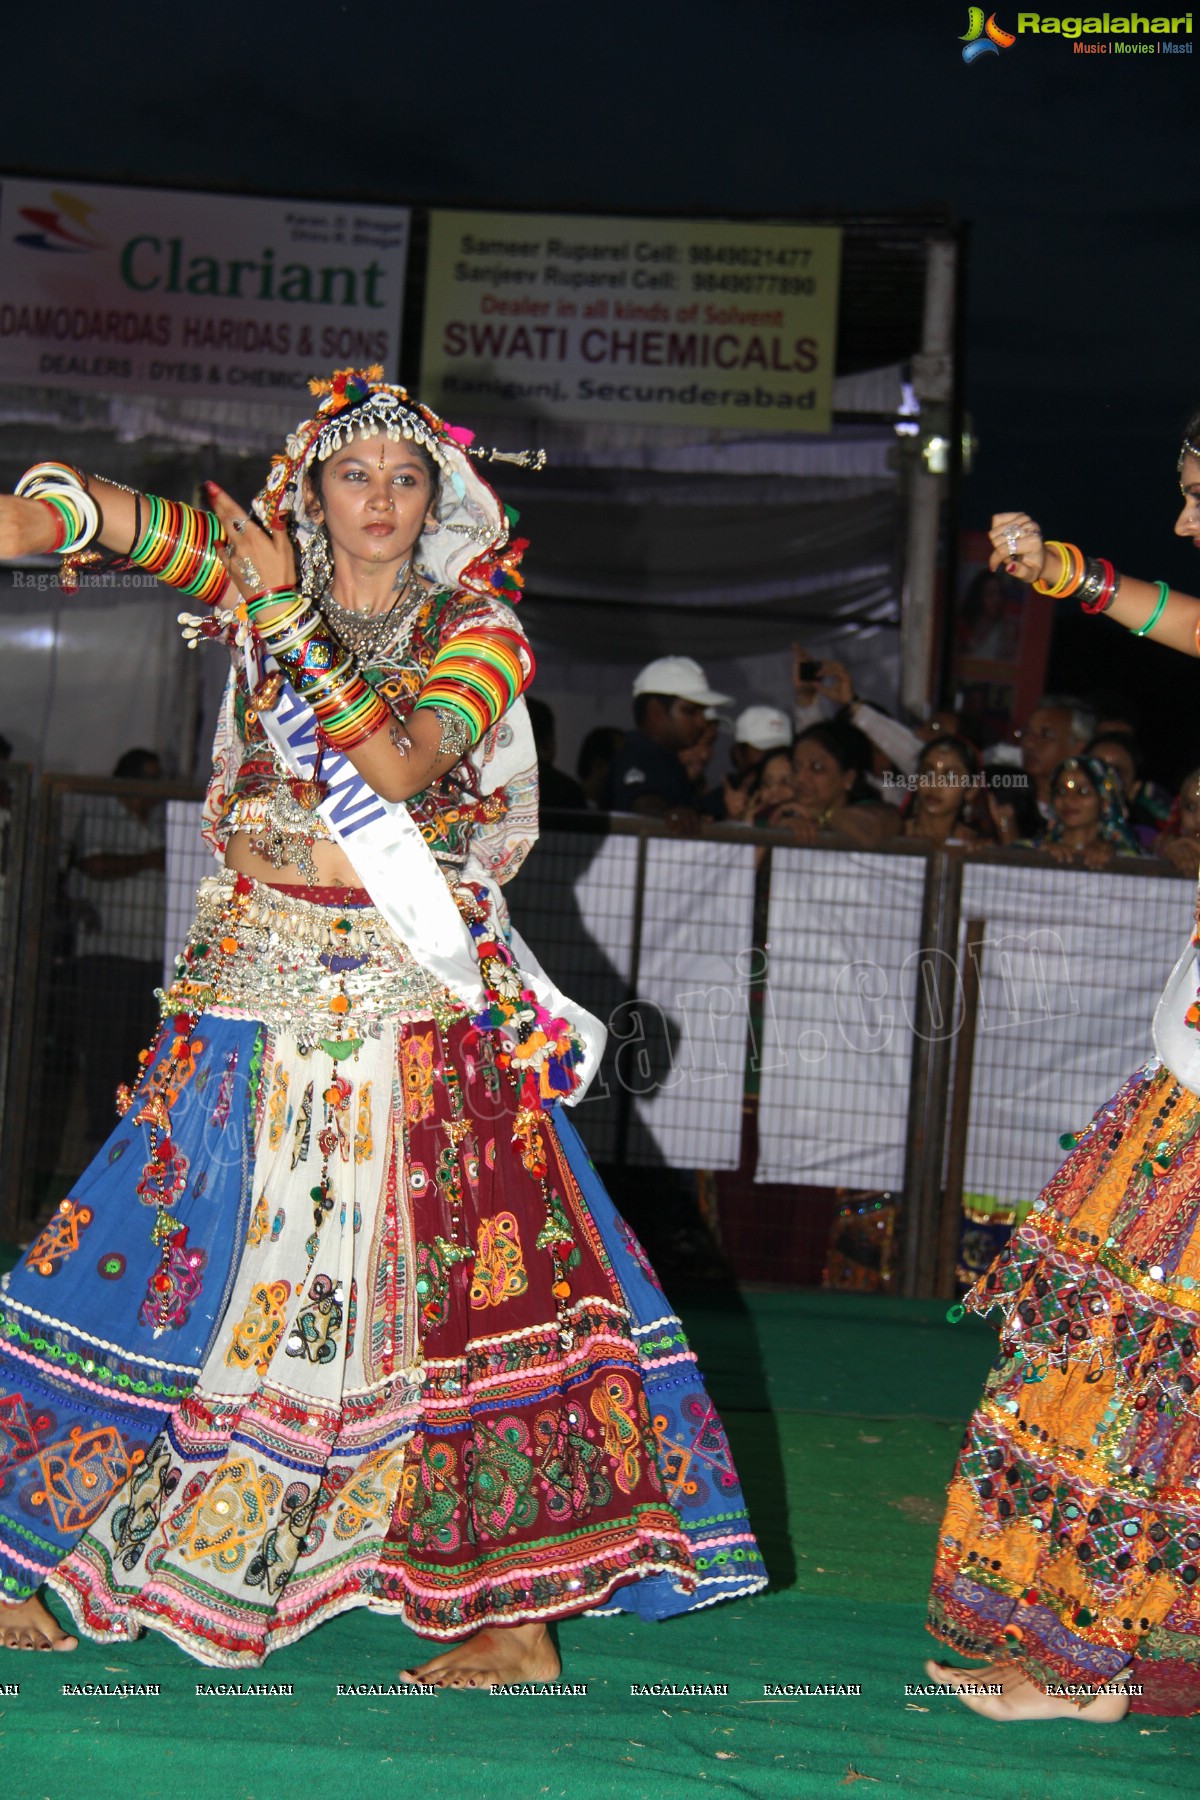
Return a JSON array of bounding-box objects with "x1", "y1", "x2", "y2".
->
[
  {"x1": 233, "y1": 516, "x2": 249, "y2": 534},
  {"x1": 1005, "y1": 529, "x2": 1019, "y2": 556}
]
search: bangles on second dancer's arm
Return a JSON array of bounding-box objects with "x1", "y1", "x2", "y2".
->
[
  {"x1": 1033, "y1": 542, "x2": 1122, "y2": 613},
  {"x1": 1034, "y1": 540, "x2": 1181, "y2": 640}
]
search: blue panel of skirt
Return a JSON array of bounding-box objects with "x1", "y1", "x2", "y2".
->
[
  {"x1": 0, "y1": 1018, "x2": 261, "y2": 1598},
  {"x1": 551, "y1": 1111, "x2": 766, "y2": 1618}
]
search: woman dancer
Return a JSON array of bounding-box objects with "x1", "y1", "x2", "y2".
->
[
  {"x1": 0, "y1": 370, "x2": 765, "y2": 1676},
  {"x1": 927, "y1": 413, "x2": 1200, "y2": 1719}
]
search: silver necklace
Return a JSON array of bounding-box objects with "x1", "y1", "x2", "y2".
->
[{"x1": 319, "y1": 561, "x2": 420, "y2": 660}]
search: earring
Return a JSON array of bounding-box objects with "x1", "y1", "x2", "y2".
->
[
  {"x1": 424, "y1": 516, "x2": 440, "y2": 533},
  {"x1": 300, "y1": 523, "x2": 334, "y2": 596}
]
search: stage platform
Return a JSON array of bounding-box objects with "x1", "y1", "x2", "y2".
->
[{"x1": 2, "y1": 1282, "x2": 1196, "y2": 1799}]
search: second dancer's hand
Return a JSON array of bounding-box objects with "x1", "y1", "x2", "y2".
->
[
  {"x1": 0, "y1": 492, "x2": 60, "y2": 560},
  {"x1": 988, "y1": 512, "x2": 1049, "y2": 584}
]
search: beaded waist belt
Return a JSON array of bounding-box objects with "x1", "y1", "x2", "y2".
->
[{"x1": 165, "y1": 870, "x2": 466, "y2": 1047}]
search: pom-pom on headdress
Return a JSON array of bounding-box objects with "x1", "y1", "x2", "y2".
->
[{"x1": 253, "y1": 366, "x2": 544, "y2": 604}]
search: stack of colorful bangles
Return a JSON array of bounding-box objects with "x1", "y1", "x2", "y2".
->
[
  {"x1": 411, "y1": 626, "x2": 528, "y2": 748},
  {"x1": 1032, "y1": 540, "x2": 1120, "y2": 612},
  {"x1": 1033, "y1": 539, "x2": 1170, "y2": 636},
  {"x1": 246, "y1": 588, "x2": 390, "y2": 753},
  {"x1": 14, "y1": 463, "x2": 100, "y2": 552},
  {"x1": 127, "y1": 494, "x2": 229, "y2": 605}
]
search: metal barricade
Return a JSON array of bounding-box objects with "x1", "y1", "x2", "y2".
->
[
  {"x1": 0, "y1": 761, "x2": 32, "y2": 1227},
  {"x1": 935, "y1": 847, "x2": 1193, "y2": 1297},
  {"x1": 0, "y1": 774, "x2": 203, "y2": 1240},
  {"x1": 0, "y1": 792, "x2": 1194, "y2": 1301}
]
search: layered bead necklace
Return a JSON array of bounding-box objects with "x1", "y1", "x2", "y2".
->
[{"x1": 318, "y1": 559, "x2": 423, "y2": 661}]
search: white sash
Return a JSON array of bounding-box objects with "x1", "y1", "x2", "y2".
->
[
  {"x1": 256, "y1": 676, "x2": 606, "y2": 1102},
  {"x1": 1153, "y1": 940, "x2": 1200, "y2": 1096}
]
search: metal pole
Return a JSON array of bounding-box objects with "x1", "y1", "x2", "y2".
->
[
  {"x1": 900, "y1": 846, "x2": 963, "y2": 1298},
  {"x1": 900, "y1": 237, "x2": 957, "y2": 720},
  {"x1": 612, "y1": 826, "x2": 650, "y2": 1175},
  {"x1": 938, "y1": 915, "x2": 986, "y2": 1297}
]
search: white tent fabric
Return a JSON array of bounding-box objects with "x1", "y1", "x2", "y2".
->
[{"x1": 0, "y1": 364, "x2": 903, "y2": 461}]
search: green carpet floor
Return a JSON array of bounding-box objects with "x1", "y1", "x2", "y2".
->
[{"x1": 1, "y1": 1281, "x2": 1196, "y2": 1799}]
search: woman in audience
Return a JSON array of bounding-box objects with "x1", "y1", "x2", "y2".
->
[
  {"x1": 1153, "y1": 765, "x2": 1200, "y2": 877},
  {"x1": 1087, "y1": 729, "x2": 1161, "y2": 848},
  {"x1": 1036, "y1": 752, "x2": 1143, "y2": 868},
  {"x1": 771, "y1": 721, "x2": 899, "y2": 848},
  {"x1": 902, "y1": 734, "x2": 983, "y2": 847}
]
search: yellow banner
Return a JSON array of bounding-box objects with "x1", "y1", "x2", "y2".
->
[{"x1": 420, "y1": 210, "x2": 841, "y2": 432}]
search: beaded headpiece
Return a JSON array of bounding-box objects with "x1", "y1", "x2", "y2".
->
[
  {"x1": 1179, "y1": 435, "x2": 1200, "y2": 473},
  {"x1": 253, "y1": 367, "x2": 542, "y2": 604}
]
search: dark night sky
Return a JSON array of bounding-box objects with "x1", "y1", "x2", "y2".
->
[{"x1": 3, "y1": 1, "x2": 1197, "y2": 762}]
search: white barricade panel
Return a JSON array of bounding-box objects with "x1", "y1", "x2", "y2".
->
[
  {"x1": 622, "y1": 837, "x2": 758, "y2": 1171},
  {"x1": 756, "y1": 846, "x2": 927, "y2": 1187},
  {"x1": 957, "y1": 863, "x2": 1192, "y2": 1212},
  {"x1": 506, "y1": 830, "x2": 640, "y2": 1161},
  {"x1": 506, "y1": 829, "x2": 639, "y2": 988},
  {"x1": 164, "y1": 801, "x2": 216, "y2": 985}
]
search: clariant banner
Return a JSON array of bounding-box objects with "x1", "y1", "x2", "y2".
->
[
  {"x1": 0, "y1": 178, "x2": 409, "y2": 399},
  {"x1": 420, "y1": 209, "x2": 841, "y2": 431}
]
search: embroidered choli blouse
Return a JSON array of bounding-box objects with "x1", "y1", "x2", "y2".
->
[{"x1": 203, "y1": 588, "x2": 538, "y2": 885}]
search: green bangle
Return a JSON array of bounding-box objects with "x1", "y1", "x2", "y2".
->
[{"x1": 1133, "y1": 581, "x2": 1169, "y2": 637}]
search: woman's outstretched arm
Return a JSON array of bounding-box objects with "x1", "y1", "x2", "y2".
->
[
  {"x1": 990, "y1": 510, "x2": 1200, "y2": 657},
  {"x1": 0, "y1": 475, "x2": 145, "y2": 562}
]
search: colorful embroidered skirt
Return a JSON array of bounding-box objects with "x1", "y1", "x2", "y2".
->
[
  {"x1": 0, "y1": 871, "x2": 765, "y2": 1666},
  {"x1": 929, "y1": 1058, "x2": 1200, "y2": 1715}
]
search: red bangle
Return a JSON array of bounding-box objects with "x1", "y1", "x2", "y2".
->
[
  {"x1": 1080, "y1": 558, "x2": 1117, "y2": 614},
  {"x1": 36, "y1": 497, "x2": 68, "y2": 551}
]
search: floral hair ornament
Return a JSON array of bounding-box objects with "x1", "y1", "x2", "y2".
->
[{"x1": 253, "y1": 366, "x2": 544, "y2": 606}]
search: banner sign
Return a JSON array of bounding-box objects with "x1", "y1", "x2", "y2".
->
[
  {"x1": 420, "y1": 209, "x2": 841, "y2": 431},
  {"x1": 0, "y1": 178, "x2": 409, "y2": 399}
]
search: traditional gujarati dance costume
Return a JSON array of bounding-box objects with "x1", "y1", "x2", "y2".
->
[
  {"x1": 930, "y1": 897, "x2": 1200, "y2": 1714},
  {"x1": 0, "y1": 373, "x2": 765, "y2": 1665}
]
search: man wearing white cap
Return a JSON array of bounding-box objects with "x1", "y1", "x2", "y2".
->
[{"x1": 605, "y1": 655, "x2": 731, "y2": 822}]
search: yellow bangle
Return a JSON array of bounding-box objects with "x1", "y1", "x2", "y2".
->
[{"x1": 1033, "y1": 541, "x2": 1080, "y2": 597}]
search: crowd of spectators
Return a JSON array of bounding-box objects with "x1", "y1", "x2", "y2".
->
[{"x1": 533, "y1": 648, "x2": 1200, "y2": 875}]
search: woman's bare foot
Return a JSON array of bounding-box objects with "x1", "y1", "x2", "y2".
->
[
  {"x1": 0, "y1": 1593, "x2": 78, "y2": 1651},
  {"x1": 925, "y1": 1659, "x2": 1129, "y2": 1722},
  {"x1": 401, "y1": 1622, "x2": 560, "y2": 1691},
  {"x1": 925, "y1": 1657, "x2": 1019, "y2": 1692}
]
